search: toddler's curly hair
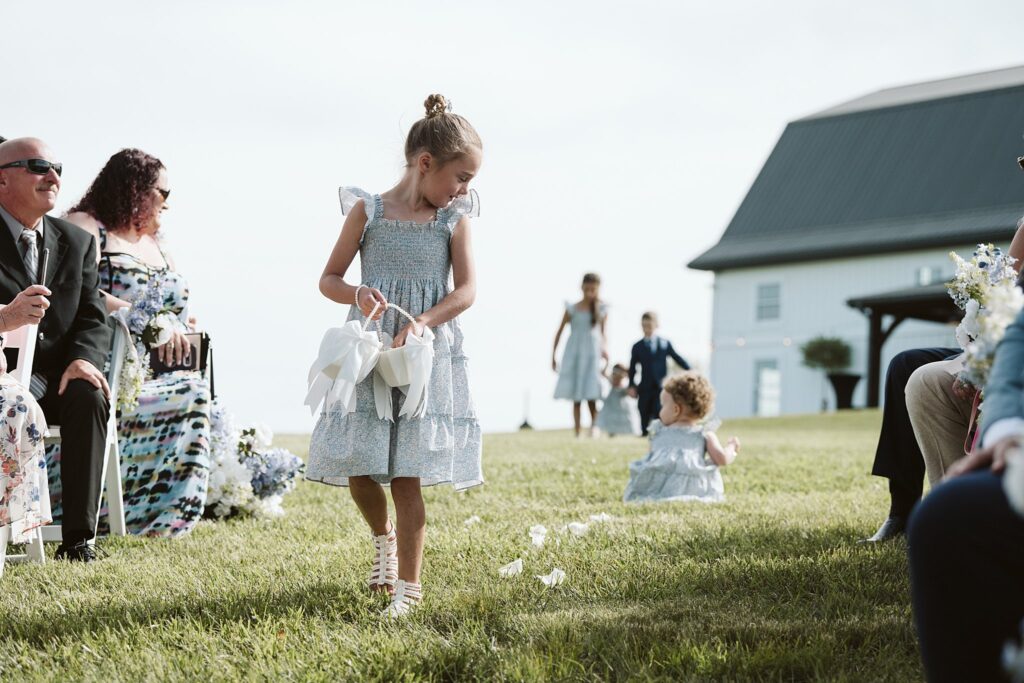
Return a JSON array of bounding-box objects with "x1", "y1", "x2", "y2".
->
[{"x1": 662, "y1": 371, "x2": 714, "y2": 420}]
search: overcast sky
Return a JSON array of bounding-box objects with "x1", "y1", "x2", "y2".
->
[{"x1": 3, "y1": 1, "x2": 1024, "y2": 433}]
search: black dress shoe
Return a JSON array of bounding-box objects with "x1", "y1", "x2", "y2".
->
[
  {"x1": 54, "y1": 540, "x2": 98, "y2": 562},
  {"x1": 858, "y1": 516, "x2": 907, "y2": 543}
]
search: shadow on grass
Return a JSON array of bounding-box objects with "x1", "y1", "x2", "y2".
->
[
  {"x1": 0, "y1": 575, "x2": 371, "y2": 645},
  {"x1": 2, "y1": 523, "x2": 918, "y2": 680}
]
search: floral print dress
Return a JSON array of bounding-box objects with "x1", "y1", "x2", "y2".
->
[
  {"x1": 45, "y1": 228, "x2": 212, "y2": 537},
  {"x1": 0, "y1": 373, "x2": 51, "y2": 542}
]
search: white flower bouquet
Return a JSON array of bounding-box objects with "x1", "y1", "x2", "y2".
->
[{"x1": 948, "y1": 244, "x2": 1023, "y2": 390}]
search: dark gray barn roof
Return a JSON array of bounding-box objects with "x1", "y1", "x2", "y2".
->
[{"x1": 689, "y1": 70, "x2": 1024, "y2": 272}]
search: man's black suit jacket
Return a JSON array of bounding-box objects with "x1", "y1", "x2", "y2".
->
[
  {"x1": 629, "y1": 336, "x2": 690, "y2": 394},
  {"x1": 0, "y1": 212, "x2": 110, "y2": 379}
]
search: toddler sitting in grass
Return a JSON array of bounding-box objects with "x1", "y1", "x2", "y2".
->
[{"x1": 623, "y1": 371, "x2": 739, "y2": 503}]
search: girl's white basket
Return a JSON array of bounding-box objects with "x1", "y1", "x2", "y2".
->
[
  {"x1": 371, "y1": 303, "x2": 435, "y2": 419},
  {"x1": 377, "y1": 347, "x2": 412, "y2": 387},
  {"x1": 305, "y1": 301, "x2": 434, "y2": 420}
]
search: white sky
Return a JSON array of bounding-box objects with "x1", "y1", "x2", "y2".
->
[{"x1": 3, "y1": 1, "x2": 1024, "y2": 433}]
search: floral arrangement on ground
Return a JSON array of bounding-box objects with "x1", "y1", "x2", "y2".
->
[{"x1": 206, "y1": 403, "x2": 304, "y2": 520}]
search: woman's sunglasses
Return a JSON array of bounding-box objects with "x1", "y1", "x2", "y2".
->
[
  {"x1": 156, "y1": 187, "x2": 171, "y2": 201},
  {"x1": 0, "y1": 158, "x2": 63, "y2": 176}
]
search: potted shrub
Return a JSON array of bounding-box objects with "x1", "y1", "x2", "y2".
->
[{"x1": 801, "y1": 336, "x2": 860, "y2": 410}]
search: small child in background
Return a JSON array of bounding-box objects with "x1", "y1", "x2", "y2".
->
[
  {"x1": 596, "y1": 363, "x2": 641, "y2": 437},
  {"x1": 629, "y1": 311, "x2": 690, "y2": 436},
  {"x1": 623, "y1": 371, "x2": 739, "y2": 503}
]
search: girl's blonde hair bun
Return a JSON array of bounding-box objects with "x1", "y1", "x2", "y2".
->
[
  {"x1": 406, "y1": 93, "x2": 482, "y2": 165},
  {"x1": 424, "y1": 94, "x2": 449, "y2": 119}
]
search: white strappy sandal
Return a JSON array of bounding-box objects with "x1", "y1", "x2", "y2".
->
[
  {"x1": 383, "y1": 579, "x2": 422, "y2": 618},
  {"x1": 368, "y1": 522, "x2": 398, "y2": 594}
]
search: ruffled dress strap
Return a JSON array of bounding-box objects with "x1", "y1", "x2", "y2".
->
[
  {"x1": 439, "y1": 188, "x2": 481, "y2": 234},
  {"x1": 700, "y1": 415, "x2": 722, "y2": 435},
  {"x1": 338, "y1": 186, "x2": 375, "y2": 218},
  {"x1": 338, "y1": 187, "x2": 381, "y2": 244}
]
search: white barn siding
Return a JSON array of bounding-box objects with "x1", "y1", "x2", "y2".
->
[{"x1": 708, "y1": 245, "x2": 996, "y2": 418}]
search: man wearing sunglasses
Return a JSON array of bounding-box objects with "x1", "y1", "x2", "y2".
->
[{"x1": 0, "y1": 137, "x2": 111, "y2": 563}]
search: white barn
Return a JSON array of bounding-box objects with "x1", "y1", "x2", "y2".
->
[{"x1": 689, "y1": 67, "x2": 1024, "y2": 418}]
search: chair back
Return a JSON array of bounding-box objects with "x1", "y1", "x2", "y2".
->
[
  {"x1": 3, "y1": 323, "x2": 38, "y2": 388},
  {"x1": 106, "y1": 321, "x2": 128, "y2": 407}
]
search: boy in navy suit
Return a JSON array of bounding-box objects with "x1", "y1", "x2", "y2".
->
[{"x1": 628, "y1": 311, "x2": 690, "y2": 435}]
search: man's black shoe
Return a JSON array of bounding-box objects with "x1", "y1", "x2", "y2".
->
[
  {"x1": 858, "y1": 516, "x2": 908, "y2": 543},
  {"x1": 54, "y1": 540, "x2": 98, "y2": 562}
]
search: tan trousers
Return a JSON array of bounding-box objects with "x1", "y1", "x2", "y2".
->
[{"x1": 905, "y1": 355, "x2": 974, "y2": 486}]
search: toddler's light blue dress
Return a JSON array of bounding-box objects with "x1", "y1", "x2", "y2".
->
[
  {"x1": 554, "y1": 302, "x2": 606, "y2": 402},
  {"x1": 596, "y1": 386, "x2": 640, "y2": 435},
  {"x1": 306, "y1": 188, "x2": 483, "y2": 490},
  {"x1": 623, "y1": 419, "x2": 724, "y2": 503}
]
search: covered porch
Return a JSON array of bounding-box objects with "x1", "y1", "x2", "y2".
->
[{"x1": 846, "y1": 283, "x2": 960, "y2": 407}]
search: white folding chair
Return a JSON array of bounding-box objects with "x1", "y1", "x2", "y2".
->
[
  {"x1": 2, "y1": 323, "x2": 128, "y2": 570},
  {"x1": 2, "y1": 323, "x2": 46, "y2": 567}
]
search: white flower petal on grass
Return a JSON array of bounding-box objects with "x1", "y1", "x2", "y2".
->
[
  {"x1": 567, "y1": 522, "x2": 590, "y2": 536},
  {"x1": 464, "y1": 515, "x2": 482, "y2": 527},
  {"x1": 589, "y1": 513, "x2": 614, "y2": 523},
  {"x1": 498, "y1": 559, "x2": 523, "y2": 577},
  {"x1": 529, "y1": 524, "x2": 547, "y2": 547},
  {"x1": 536, "y1": 568, "x2": 566, "y2": 587}
]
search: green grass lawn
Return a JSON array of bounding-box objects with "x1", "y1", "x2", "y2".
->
[{"x1": 0, "y1": 410, "x2": 922, "y2": 681}]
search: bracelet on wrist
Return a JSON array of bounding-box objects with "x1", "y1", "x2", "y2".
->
[{"x1": 354, "y1": 285, "x2": 367, "y2": 308}]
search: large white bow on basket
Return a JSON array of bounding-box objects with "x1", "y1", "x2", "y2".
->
[
  {"x1": 305, "y1": 302, "x2": 386, "y2": 416},
  {"x1": 305, "y1": 302, "x2": 435, "y2": 420},
  {"x1": 373, "y1": 304, "x2": 435, "y2": 421}
]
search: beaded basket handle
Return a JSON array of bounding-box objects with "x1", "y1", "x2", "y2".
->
[{"x1": 362, "y1": 301, "x2": 419, "y2": 340}]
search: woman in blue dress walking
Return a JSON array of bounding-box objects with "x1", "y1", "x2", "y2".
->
[{"x1": 552, "y1": 272, "x2": 608, "y2": 437}]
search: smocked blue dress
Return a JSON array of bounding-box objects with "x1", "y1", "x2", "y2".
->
[
  {"x1": 554, "y1": 302, "x2": 606, "y2": 402},
  {"x1": 305, "y1": 188, "x2": 483, "y2": 490}
]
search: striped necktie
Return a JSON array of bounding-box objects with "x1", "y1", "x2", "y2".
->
[
  {"x1": 18, "y1": 230, "x2": 47, "y2": 398},
  {"x1": 19, "y1": 229, "x2": 38, "y2": 283}
]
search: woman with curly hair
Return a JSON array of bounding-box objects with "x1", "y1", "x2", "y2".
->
[{"x1": 59, "y1": 148, "x2": 212, "y2": 537}]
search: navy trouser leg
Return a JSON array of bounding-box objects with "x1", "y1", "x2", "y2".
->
[
  {"x1": 908, "y1": 470, "x2": 1024, "y2": 681},
  {"x1": 871, "y1": 347, "x2": 959, "y2": 513},
  {"x1": 637, "y1": 390, "x2": 660, "y2": 436}
]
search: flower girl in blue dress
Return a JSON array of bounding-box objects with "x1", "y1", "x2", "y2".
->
[
  {"x1": 306, "y1": 94, "x2": 483, "y2": 617},
  {"x1": 624, "y1": 371, "x2": 740, "y2": 503},
  {"x1": 552, "y1": 273, "x2": 608, "y2": 437}
]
